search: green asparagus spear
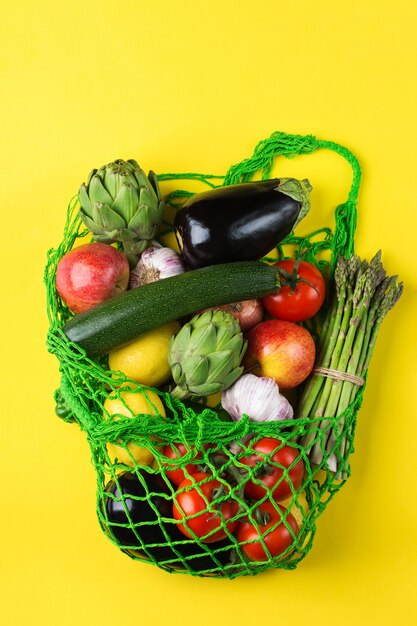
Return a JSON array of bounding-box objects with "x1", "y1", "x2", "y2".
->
[{"x1": 297, "y1": 251, "x2": 402, "y2": 476}]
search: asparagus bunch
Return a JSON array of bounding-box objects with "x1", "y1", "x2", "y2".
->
[{"x1": 297, "y1": 251, "x2": 403, "y2": 478}]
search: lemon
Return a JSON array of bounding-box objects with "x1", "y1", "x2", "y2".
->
[
  {"x1": 109, "y1": 321, "x2": 180, "y2": 387},
  {"x1": 158, "y1": 231, "x2": 180, "y2": 253},
  {"x1": 206, "y1": 392, "x2": 222, "y2": 408},
  {"x1": 104, "y1": 384, "x2": 166, "y2": 467},
  {"x1": 280, "y1": 491, "x2": 310, "y2": 530}
]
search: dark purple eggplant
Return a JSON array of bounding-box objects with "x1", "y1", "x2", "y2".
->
[
  {"x1": 174, "y1": 178, "x2": 312, "y2": 269},
  {"x1": 102, "y1": 471, "x2": 233, "y2": 573}
]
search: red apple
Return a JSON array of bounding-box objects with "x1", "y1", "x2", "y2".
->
[
  {"x1": 56, "y1": 242, "x2": 130, "y2": 314},
  {"x1": 245, "y1": 320, "x2": 315, "y2": 389}
]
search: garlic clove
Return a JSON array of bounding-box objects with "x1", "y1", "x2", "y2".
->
[{"x1": 274, "y1": 393, "x2": 294, "y2": 421}]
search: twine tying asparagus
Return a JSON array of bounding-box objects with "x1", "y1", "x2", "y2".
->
[{"x1": 313, "y1": 367, "x2": 364, "y2": 387}]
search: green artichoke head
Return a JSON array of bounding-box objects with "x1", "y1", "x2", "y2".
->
[
  {"x1": 78, "y1": 159, "x2": 164, "y2": 268},
  {"x1": 169, "y1": 310, "x2": 247, "y2": 400}
]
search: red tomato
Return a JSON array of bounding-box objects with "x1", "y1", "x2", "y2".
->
[
  {"x1": 239, "y1": 437, "x2": 305, "y2": 502},
  {"x1": 263, "y1": 260, "x2": 326, "y2": 322},
  {"x1": 162, "y1": 443, "x2": 202, "y2": 486},
  {"x1": 237, "y1": 501, "x2": 299, "y2": 562},
  {"x1": 173, "y1": 472, "x2": 239, "y2": 543}
]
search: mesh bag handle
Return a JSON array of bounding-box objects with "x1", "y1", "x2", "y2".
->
[
  {"x1": 225, "y1": 132, "x2": 361, "y2": 268},
  {"x1": 159, "y1": 130, "x2": 362, "y2": 271}
]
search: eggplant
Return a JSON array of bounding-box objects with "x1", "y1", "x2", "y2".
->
[
  {"x1": 174, "y1": 178, "x2": 312, "y2": 269},
  {"x1": 102, "y1": 470, "x2": 233, "y2": 573}
]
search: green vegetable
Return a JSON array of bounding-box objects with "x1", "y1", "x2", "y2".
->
[
  {"x1": 54, "y1": 387, "x2": 75, "y2": 423},
  {"x1": 63, "y1": 261, "x2": 281, "y2": 358},
  {"x1": 79, "y1": 159, "x2": 164, "y2": 268},
  {"x1": 169, "y1": 310, "x2": 247, "y2": 399},
  {"x1": 297, "y1": 251, "x2": 403, "y2": 477}
]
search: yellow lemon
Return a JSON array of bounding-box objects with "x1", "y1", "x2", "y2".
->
[
  {"x1": 278, "y1": 491, "x2": 311, "y2": 557},
  {"x1": 103, "y1": 385, "x2": 166, "y2": 467},
  {"x1": 281, "y1": 491, "x2": 310, "y2": 532},
  {"x1": 109, "y1": 321, "x2": 180, "y2": 387},
  {"x1": 206, "y1": 392, "x2": 222, "y2": 408},
  {"x1": 158, "y1": 231, "x2": 180, "y2": 253}
]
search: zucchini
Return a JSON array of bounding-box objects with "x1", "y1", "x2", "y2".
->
[{"x1": 63, "y1": 261, "x2": 280, "y2": 357}]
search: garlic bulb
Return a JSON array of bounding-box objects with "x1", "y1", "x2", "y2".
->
[
  {"x1": 221, "y1": 373, "x2": 293, "y2": 422},
  {"x1": 129, "y1": 246, "x2": 185, "y2": 288}
]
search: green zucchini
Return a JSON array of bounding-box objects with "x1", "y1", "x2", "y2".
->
[{"x1": 63, "y1": 261, "x2": 280, "y2": 357}]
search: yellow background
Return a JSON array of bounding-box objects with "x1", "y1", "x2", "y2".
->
[{"x1": 1, "y1": 1, "x2": 416, "y2": 624}]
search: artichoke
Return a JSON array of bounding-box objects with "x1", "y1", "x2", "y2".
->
[
  {"x1": 169, "y1": 310, "x2": 247, "y2": 399},
  {"x1": 78, "y1": 159, "x2": 164, "y2": 268}
]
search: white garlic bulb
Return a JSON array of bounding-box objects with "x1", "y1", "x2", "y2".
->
[
  {"x1": 129, "y1": 246, "x2": 185, "y2": 288},
  {"x1": 221, "y1": 373, "x2": 293, "y2": 422}
]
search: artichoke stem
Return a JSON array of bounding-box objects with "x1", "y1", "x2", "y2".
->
[
  {"x1": 171, "y1": 386, "x2": 190, "y2": 400},
  {"x1": 122, "y1": 239, "x2": 147, "y2": 269}
]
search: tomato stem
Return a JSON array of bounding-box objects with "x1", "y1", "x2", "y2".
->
[
  {"x1": 277, "y1": 259, "x2": 319, "y2": 295},
  {"x1": 254, "y1": 506, "x2": 270, "y2": 526},
  {"x1": 254, "y1": 462, "x2": 274, "y2": 478}
]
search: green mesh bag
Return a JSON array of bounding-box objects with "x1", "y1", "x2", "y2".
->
[{"x1": 45, "y1": 130, "x2": 367, "y2": 578}]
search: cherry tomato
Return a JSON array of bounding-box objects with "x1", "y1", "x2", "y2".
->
[
  {"x1": 237, "y1": 501, "x2": 299, "y2": 562},
  {"x1": 173, "y1": 472, "x2": 239, "y2": 543},
  {"x1": 162, "y1": 443, "x2": 203, "y2": 486},
  {"x1": 263, "y1": 260, "x2": 326, "y2": 322},
  {"x1": 239, "y1": 437, "x2": 305, "y2": 502}
]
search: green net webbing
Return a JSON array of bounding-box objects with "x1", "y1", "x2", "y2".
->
[{"x1": 45, "y1": 130, "x2": 363, "y2": 578}]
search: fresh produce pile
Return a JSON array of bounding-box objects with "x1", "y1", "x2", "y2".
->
[{"x1": 45, "y1": 131, "x2": 402, "y2": 578}]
